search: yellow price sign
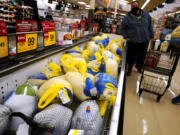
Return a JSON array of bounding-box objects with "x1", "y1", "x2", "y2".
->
[
  {"x1": 17, "y1": 33, "x2": 37, "y2": 53},
  {"x1": 0, "y1": 36, "x2": 8, "y2": 58},
  {"x1": 44, "y1": 31, "x2": 56, "y2": 47}
]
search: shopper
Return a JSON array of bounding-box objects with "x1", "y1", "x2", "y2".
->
[{"x1": 122, "y1": 0, "x2": 154, "y2": 75}]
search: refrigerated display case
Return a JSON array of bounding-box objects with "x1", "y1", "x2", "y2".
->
[{"x1": 0, "y1": 34, "x2": 126, "y2": 135}]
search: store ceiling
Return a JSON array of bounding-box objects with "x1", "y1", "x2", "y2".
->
[{"x1": 127, "y1": 0, "x2": 165, "y2": 12}]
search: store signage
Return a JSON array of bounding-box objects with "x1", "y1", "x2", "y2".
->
[
  {"x1": 0, "y1": 36, "x2": 8, "y2": 58},
  {"x1": 41, "y1": 21, "x2": 56, "y2": 31},
  {"x1": 44, "y1": 31, "x2": 56, "y2": 47},
  {"x1": 41, "y1": 21, "x2": 56, "y2": 46},
  {"x1": 17, "y1": 33, "x2": 38, "y2": 53},
  {"x1": 0, "y1": 20, "x2": 7, "y2": 35},
  {"x1": 16, "y1": 20, "x2": 38, "y2": 32}
]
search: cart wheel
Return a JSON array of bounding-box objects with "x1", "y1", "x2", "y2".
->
[{"x1": 157, "y1": 96, "x2": 162, "y2": 102}]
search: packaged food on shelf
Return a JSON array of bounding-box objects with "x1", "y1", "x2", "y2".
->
[
  {"x1": 37, "y1": 77, "x2": 73, "y2": 109},
  {"x1": 44, "y1": 62, "x2": 63, "y2": 79},
  {"x1": 34, "y1": 104, "x2": 73, "y2": 135},
  {"x1": 65, "y1": 72, "x2": 91, "y2": 101},
  {"x1": 95, "y1": 73, "x2": 117, "y2": 100},
  {"x1": 27, "y1": 72, "x2": 48, "y2": 87},
  {"x1": 71, "y1": 100, "x2": 102, "y2": 135},
  {"x1": 0, "y1": 104, "x2": 12, "y2": 135},
  {"x1": 0, "y1": 33, "x2": 125, "y2": 135},
  {"x1": 4, "y1": 83, "x2": 37, "y2": 131}
]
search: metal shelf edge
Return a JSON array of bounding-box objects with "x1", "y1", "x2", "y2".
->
[
  {"x1": 0, "y1": 36, "x2": 92, "y2": 77},
  {"x1": 109, "y1": 41, "x2": 127, "y2": 135}
]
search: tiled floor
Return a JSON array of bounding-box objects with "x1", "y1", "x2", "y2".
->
[{"x1": 123, "y1": 61, "x2": 180, "y2": 135}]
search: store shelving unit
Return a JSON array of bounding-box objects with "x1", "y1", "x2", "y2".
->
[{"x1": 0, "y1": 34, "x2": 127, "y2": 135}]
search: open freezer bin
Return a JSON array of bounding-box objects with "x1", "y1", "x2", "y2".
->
[{"x1": 0, "y1": 34, "x2": 126, "y2": 135}]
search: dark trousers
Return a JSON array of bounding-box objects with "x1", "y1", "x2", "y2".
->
[{"x1": 127, "y1": 42, "x2": 149, "y2": 71}]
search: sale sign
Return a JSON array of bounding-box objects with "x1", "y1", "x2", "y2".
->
[
  {"x1": 41, "y1": 21, "x2": 56, "y2": 46},
  {"x1": 16, "y1": 20, "x2": 38, "y2": 32},
  {"x1": 17, "y1": 33, "x2": 38, "y2": 53},
  {"x1": 44, "y1": 31, "x2": 56, "y2": 47},
  {"x1": 0, "y1": 20, "x2": 7, "y2": 35},
  {"x1": 0, "y1": 36, "x2": 8, "y2": 58},
  {"x1": 41, "y1": 21, "x2": 55, "y2": 31}
]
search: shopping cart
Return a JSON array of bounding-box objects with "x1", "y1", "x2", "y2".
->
[{"x1": 138, "y1": 47, "x2": 179, "y2": 102}]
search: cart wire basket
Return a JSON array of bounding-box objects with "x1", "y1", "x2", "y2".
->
[
  {"x1": 144, "y1": 50, "x2": 177, "y2": 76},
  {"x1": 138, "y1": 72, "x2": 168, "y2": 102},
  {"x1": 138, "y1": 48, "x2": 179, "y2": 102}
]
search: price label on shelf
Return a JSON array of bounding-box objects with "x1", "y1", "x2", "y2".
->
[
  {"x1": 68, "y1": 129, "x2": 84, "y2": 135},
  {"x1": 0, "y1": 36, "x2": 8, "y2": 58},
  {"x1": 17, "y1": 33, "x2": 37, "y2": 53},
  {"x1": 44, "y1": 31, "x2": 56, "y2": 47}
]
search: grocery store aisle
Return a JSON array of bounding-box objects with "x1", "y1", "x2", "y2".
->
[{"x1": 123, "y1": 61, "x2": 180, "y2": 135}]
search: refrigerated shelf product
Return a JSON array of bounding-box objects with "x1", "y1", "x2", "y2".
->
[
  {"x1": 71, "y1": 100, "x2": 103, "y2": 135},
  {"x1": 4, "y1": 83, "x2": 37, "y2": 131},
  {"x1": 0, "y1": 34, "x2": 126, "y2": 135},
  {"x1": 34, "y1": 104, "x2": 73, "y2": 135}
]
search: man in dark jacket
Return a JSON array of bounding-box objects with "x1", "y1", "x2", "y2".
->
[{"x1": 122, "y1": 0, "x2": 154, "y2": 75}]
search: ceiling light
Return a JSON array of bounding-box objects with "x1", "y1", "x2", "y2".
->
[
  {"x1": 119, "y1": 0, "x2": 128, "y2": 3},
  {"x1": 52, "y1": 1, "x2": 58, "y2": 4},
  {"x1": 141, "y1": 0, "x2": 151, "y2": 9},
  {"x1": 78, "y1": 1, "x2": 86, "y2": 5},
  {"x1": 120, "y1": 13, "x2": 126, "y2": 15},
  {"x1": 86, "y1": 5, "x2": 90, "y2": 7}
]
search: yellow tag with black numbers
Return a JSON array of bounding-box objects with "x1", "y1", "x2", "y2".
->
[
  {"x1": 17, "y1": 33, "x2": 37, "y2": 53},
  {"x1": 44, "y1": 31, "x2": 56, "y2": 47},
  {"x1": 0, "y1": 36, "x2": 8, "y2": 58}
]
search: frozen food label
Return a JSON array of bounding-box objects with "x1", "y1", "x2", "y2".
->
[
  {"x1": 68, "y1": 129, "x2": 84, "y2": 135},
  {"x1": 59, "y1": 88, "x2": 70, "y2": 104}
]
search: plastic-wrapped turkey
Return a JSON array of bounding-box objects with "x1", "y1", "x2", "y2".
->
[
  {"x1": 71, "y1": 100, "x2": 102, "y2": 135},
  {"x1": 0, "y1": 104, "x2": 11, "y2": 135},
  {"x1": 4, "y1": 83, "x2": 38, "y2": 131},
  {"x1": 34, "y1": 104, "x2": 73, "y2": 135}
]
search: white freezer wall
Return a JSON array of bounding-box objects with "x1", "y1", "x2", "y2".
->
[{"x1": 0, "y1": 42, "x2": 86, "y2": 104}]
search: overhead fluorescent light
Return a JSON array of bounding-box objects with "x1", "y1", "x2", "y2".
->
[
  {"x1": 168, "y1": 11, "x2": 180, "y2": 15},
  {"x1": 119, "y1": 0, "x2": 128, "y2": 4},
  {"x1": 52, "y1": 1, "x2": 58, "y2": 4},
  {"x1": 141, "y1": 0, "x2": 151, "y2": 9},
  {"x1": 78, "y1": 1, "x2": 86, "y2": 5},
  {"x1": 86, "y1": 5, "x2": 90, "y2": 7},
  {"x1": 120, "y1": 13, "x2": 126, "y2": 15}
]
